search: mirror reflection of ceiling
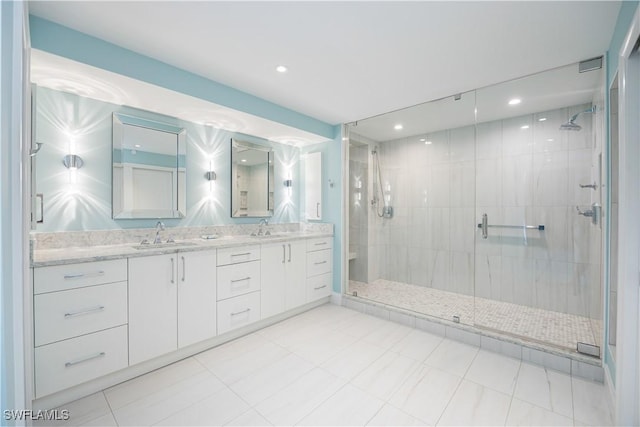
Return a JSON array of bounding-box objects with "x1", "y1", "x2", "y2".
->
[
  {"x1": 30, "y1": 50, "x2": 329, "y2": 147},
  {"x1": 235, "y1": 148, "x2": 270, "y2": 167},
  {"x1": 351, "y1": 61, "x2": 603, "y2": 142}
]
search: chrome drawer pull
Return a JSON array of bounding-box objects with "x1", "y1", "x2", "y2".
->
[
  {"x1": 314, "y1": 242, "x2": 327, "y2": 246},
  {"x1": 314, "y1": 261, "x2": 327, "y2": 265},
  {"x1": 63, "y1": 270, "x2": 105, "y2": 280},
  {"x1": 65, "y1": 352, "x2": 106, "y2": 367},
  {"x1": 230, "y1": 308, "x2": 251, "y2": 316},
  {"x1": 231, "y1": 252, "x2": 251, "y2": 257},
  {"x1": 230, "y1": 277, "x2": 251, "y2": 283},
  {"x1": 64, "y1": 305, "x2": 105, "y2": 318},
  {"x1": 314, "y1": 285, "x2": 327, "y2": 290}
]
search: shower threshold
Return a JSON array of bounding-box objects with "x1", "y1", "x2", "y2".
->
[{"x1": 347, "y1": 279, "x2": 602, "y2": 364}]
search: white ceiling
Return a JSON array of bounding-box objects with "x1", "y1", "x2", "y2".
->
[{"x1": 28, "y1": 1, "x2": 621, "y2": 126}]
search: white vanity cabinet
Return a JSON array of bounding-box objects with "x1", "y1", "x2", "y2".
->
[
  {"x1": 33, "y1": 259, "x2": 129, "y2": 398},
  {"x1": 306, "y1": 237, "x2": 333, "y2": 302},
  {"x1": 305, "y1": 151, "x2": 322, "y2": 220},
  {"x1": 128, "y1": 250, "x2": 216, "y2": 365},
  {"x1": 260, "y1": 240, "x2": 307, "y2": 319},
  {"x1": 216, "y1": 246, "x2": 261, "y2": 334}
]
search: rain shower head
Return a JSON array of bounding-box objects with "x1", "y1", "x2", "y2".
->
[{"x1": 559, "y1": 106, "x2": 596, "y2": 131}]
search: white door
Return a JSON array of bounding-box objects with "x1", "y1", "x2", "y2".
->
[
  {"x1": 285, "y1": 240, "x2": 307, "y2": 310},
  {"x1": 261, "y1": 243, "x2": 286, "y2": 318},
  {"x1": 177, "y1": 250, "x2": 217, "y2": 348},
  {"x1": 128, "y1": 254, "x2": 178, "y2": 365}
]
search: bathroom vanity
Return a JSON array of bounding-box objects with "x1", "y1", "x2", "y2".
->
[{"x1": 30, "y1": 224, "x2": 333, "y2": 407}]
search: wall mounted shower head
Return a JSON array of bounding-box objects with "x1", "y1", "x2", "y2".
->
[{"x1": 559, "y1": 105, "x2": 596, "y2": 131}]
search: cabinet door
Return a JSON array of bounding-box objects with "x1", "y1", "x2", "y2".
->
[
  {"x1": 128, "y1": 254, "x2": 177, "y2": 365},
  {"x1": 305, "y1": 151, "x2": 322, "y2": 220},
  {"x1": 260, "y1": 243, "x2": 286, "y2": 319},
  {"x1": 178, "y1": 250, "x2": 217, "y2": 348},
  {"x1": 285, "y1": 240, "x2": 307, "y2": 310}
]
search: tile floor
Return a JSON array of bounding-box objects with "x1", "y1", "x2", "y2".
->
[
  {"x1": 349, "y1": 279, "x2": 603, "y2": 352},
  {"x1": 38, "y1": 303, "x2": 613, "y2": 426}
]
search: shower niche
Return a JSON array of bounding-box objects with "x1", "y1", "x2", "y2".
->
[{"x1": 346, "y1": 59, "x2": 605, "y2": 357}]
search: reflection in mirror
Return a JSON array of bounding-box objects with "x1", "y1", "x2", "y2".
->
[
  {"x1": 112, "y1": 113, "x2": 186, "y2": 218},
  {"x1": 231, "y1": 138, "x2": 274, "y2": 217}
]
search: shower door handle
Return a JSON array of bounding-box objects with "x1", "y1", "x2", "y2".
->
[{"x1": 481, "y1": 213, "x2": 488, "y2": 239}]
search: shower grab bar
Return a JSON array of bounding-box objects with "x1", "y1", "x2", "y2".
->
[{"x1": 478, "y1": 213, "x2": 544, "y2": 239}]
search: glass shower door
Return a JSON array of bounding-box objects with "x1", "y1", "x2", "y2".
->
[{"x1": 473, "y1": 63, "x2": 604, "y2": 355}]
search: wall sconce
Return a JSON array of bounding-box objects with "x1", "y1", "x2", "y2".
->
[
  {"x1": 62, "y1": 154, "x2": 84, "y2": 169},
  {"x1": 283, "y1": 179, "x2": 293, "y2": 188},
  {"x1": 205, "y1": 171, "x2": 217, "y2": 181}
]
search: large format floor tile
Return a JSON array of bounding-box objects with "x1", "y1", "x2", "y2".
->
[{"x1": 46, "y1": 303, "x2": 613, "y2": 427}]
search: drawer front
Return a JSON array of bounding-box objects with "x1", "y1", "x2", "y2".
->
[
  {"x1": 307, "y1": 273, "x2": 332, "y2": 302},
  {"x1": 34, "y1": 325, "x2": 128, "y2": 398},
  {"x1": 34, "y1": 259, "x2": 127, "y2": 294},
  {"x1": 307, "y1": 249, "x2": 332, "y2": 277},
  {"x1": 217, "y1": 261, "x2": 261, "y2": 301},
  {"x1": 34, "y1": 281, "x2": 128, "y2": 347},
  {"x1": 307, "y1": 237, "x2": 333, "y2": 252},
  {"x1": 217, "y1": 291, "x2": 261, "y2": 335},
  {"x1": 217, "y1": 245, "x2": 260, "y2": 266}
]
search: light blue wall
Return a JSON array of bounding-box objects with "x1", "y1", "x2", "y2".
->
[
  {"x1": 603, "y1": 0, "x2": 639, "y2": 385},
  {"x1": 29, "y1": 16, "x2": 335, "y2": 139},
  {"x1": 35, "y1": 86, "x2": 301, "y2": 231}
]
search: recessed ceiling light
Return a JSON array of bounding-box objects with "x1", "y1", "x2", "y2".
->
[
  {"x1": 508, "y1": 98, "x2": 522, "y2": 106},
  {"x1": 538, "y1": 117, "x2": 547, "y2": 122},
  {"x1": 394, "y1": 124, "x2": 403, "y2": 130},
  {"x1": 419, "y1": 138, "x2": 426, "y2": 142},
  {"x1": 546, "y1": 138, "x2": 554, "y2": 142},
  {"x1": 276, "y1": 65, "x2": 288, "y2": 73},
  {"x1": 425, "y1": 141, "x2": 432, "y2": 145},
  {"x1": 521, "y1": 125, "x2": 530, "y2": 129},
  {"x1": 134, "y1": 144, "x2": 141, "y2": 148},
  {"x1": 241, "y1": 159, "x2": 247, "y2": 163}
]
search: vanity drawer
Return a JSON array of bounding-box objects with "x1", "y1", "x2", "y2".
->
[
  {"x1": 34, "y1": 325, "x2": 128, "y2": 398},
  {"x1": 307, "y1": 237, "x2": 333, "y2": 252},
  {"x1": 217, "y1": 245, "x2": 260, "y2": 266},
  {"x1": 307, "y1": 249, "x2": 332, "y2": 277},
  {"x1": 307, "y1": 273, "x2": 332, "y2": 302},
  {"x1": 34, "y1": 259, "x2": 127, "y2": 294},
  {"x1": 217, "y1": 291, "x2": 261, "y2": 335},
  {"x1": 34, "y1": 281, "x2": 128, "y2": 347},
  {"x1": 217, "y1": 261, "x2": 261, "y2": 301}
]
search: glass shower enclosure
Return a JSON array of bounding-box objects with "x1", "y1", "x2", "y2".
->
[{"x1": 346, "y1": 61, "x2": 605, "y2": 356}]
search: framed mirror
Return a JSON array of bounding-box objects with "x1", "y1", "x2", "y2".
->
[
  {"x1": 231, "y1": 138, "x2": 274, "y2": 217},
  {"x1": 112, "y1": 113, "x2": 186, "y2": 219}
]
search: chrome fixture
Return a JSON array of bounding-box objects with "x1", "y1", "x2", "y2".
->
[
  {"x1": 576, "y1": 203, "x2": 601, "y2": 225},
  {"x1": 62, "y1": 154, "x2": 84, "y2": 169},
  {"x1": 478, "y1": 213, "x2": 545, "y2": 239},
  {"x1": 579, "y1": 182, "x2": 597, "y2": 190},
  {"x1": 153, "y1": 221, "x2": 165, "y2": 244},
  {"x1": 371, "y1": 147, "x2": 393, "y2": 218},
  {"x1": 204, "y1": 171, "x2": 217, "y2": 181},
  {"x1": 30, "y1": 142, "x2": 43, "y2": 156},
  {"x1": 283, "y1": 179, "x2": 293, "y2": 187},
  {"x1": 252, "y1": 218, "x2": 270, "y2": 237},
  {"x1": 559, "y1": 105, "x2": 596, "y2": 131}
]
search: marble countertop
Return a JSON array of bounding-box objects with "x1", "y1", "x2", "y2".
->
[{"x1": 32, "y1": 231, "x2": 334, "y2": 267}]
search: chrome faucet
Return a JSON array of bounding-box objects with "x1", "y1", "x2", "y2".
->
[
  {"x1": 257, "y1": 219, "x2": 270, "y2": 236},
  {"x1": 154, "y1": 221, "x2": 165, "y2": 244}
]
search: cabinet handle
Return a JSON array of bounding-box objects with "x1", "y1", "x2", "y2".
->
[
  {"x1": 230, "y1": 277, "x2": 251, "y2": 284},
  {"x1": 64, "y1": 305, "x2": 105, "y2": 318},
  {"x1": 314, "y1": 242, "x2": 327, "y2": 246},
  {"x1": 230, "y1": 308, "x2": 251, "y2": 316},
  {"x1": 170, "y1": 258, "x2": 175, "y2": 284},
  {"x1": 288, "y1": 244, "x2": 291, "y2": 263},
  {"x1": 282, "y1": 244, "x2": 286, "y2": 264},
  {"x1": 36, "y1": 193, "x2": 44, "y2": 224},
  {"x1": 65, "y1": 352, "x2": 106, "y2": 367},
  {"x1": 63, "y1": 271, "x2": 105, "y2": 280},
  {"x1": 314, "y1": 261, "x2": 327, "y2": 265},
  {"x1": 231, "y1": 252, "x2": 251, "y2": 257},
  {"x1": 314, "y1": 285, "x2": 327, "y2": 290},
  {"x1": 181, "y1": 256, "x2": 186, "y2": 282},
  {"x1": 316, "y1": 202, "x2": 320, "y2": 218}
]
